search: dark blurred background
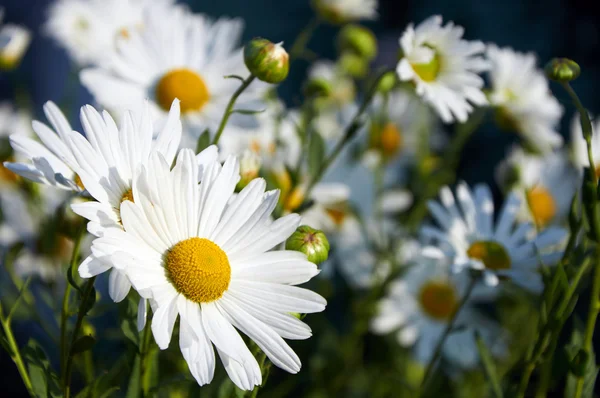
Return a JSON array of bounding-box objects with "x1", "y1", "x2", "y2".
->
[{"x1": 1, "y1": 0, "x2": 600, "y2": 395}]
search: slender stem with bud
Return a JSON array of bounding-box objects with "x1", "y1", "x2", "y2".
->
[
  {"x1": 289, "y1": 17, "x2": 321, "y2": 63},
  {"x1": 212, "y1": 74, "x2": 256, "y2": 146}
]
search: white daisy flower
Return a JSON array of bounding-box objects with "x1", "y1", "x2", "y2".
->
[
  {"x1": 396, "y1": 15, "x2": 489, "y2": 123},
  {"x1": 0, "y1": 9, "x2": 31, "y2": 69},
  {"x1": 496, "y1": 147, "x2": 579, "y2": 228},
  {"x1": 371, "y1": 259, "x2": 505, "y2": 367},
  {"x1": 311, "y1": 0, "x2": 378, "y2": 24},
  {"x1": 0, "y1": 102, "x2": 32, "y2": 187},
  {"x1": 45, "y1": 0, "x2": 172, "y2": 66},
  {"x1": 80, "y1": 5, "x2": 268, "y2": 143},
  {"x1": 80, "y1": 149, "x2": 326, "y2": 390},
  {"x1": 487, "y1": 45, "x2": 563, "y2": 153},
  {"x1": 570, "y1": 113, "x2": 600, "y2": 173},
  {"x1": 301, "y1": 183, "x2": 360, "y2": 239},
  {"x1": 421, "y1": 182, "x2": 567, "y2": 290}
]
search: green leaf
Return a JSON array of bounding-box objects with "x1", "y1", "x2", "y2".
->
[
  {"x1": 98, "y1": 387, "x2": 121, "y2": 398},
  {"x1": 71, "y1": 335, "x2": 96, "y2": 355},
  {"x1": 22, "y1": 339, "x2": 61, "y2": 397},
  {"x1": 474, "y1": 331, "x2": 503, "y2": 398},
  {"x1": 564, "y1": 318, "x2": 599, "y2": 398},
  {"x1": 80, "y1": 286, "x2": 97, "y2": 316},
  {"x1": 75, "y1": 349, "x2": 133, "y2": 398},
  {"x1": 125, "y1": 355, "x2": 141, "y2": 398},
  {"x1": 196, "y1": 129, "x2": 211, "y2": 154},
  {"x1": 67, "y1": 264, "x2": 83, "y2": 294},
  {"x1": 231, "y1": 108, "x2": 266, "y2": 116},
  {"x1": 119, "y1": 298, "x2": 139, "y2": 347},
  {"x1": 308, "y1": 131, "x2": 326, "y2": 178},
  {"x1": 224, "y1": 74, "x2": 245, "y2": 82}
]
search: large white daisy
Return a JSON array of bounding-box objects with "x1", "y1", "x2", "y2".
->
[
  {"x1": 487, "y1": 45, "x2": 563, "y2": 153},
  {"x1": 371, "y1": 259, "x2": 505, "y2": 368},
  {"x1": 80, "y1": 5, "x2": 267, "y2": 143},
  {"x1": 396, "y1": 15, "x2": 489, "y2": 123},
  {"x1": 80, "y1": 149, "x2": 326, "y2": 390},
  {"x1": 311, "y1": 0, "x2": 378, "y2": 23},
  {"x1": 45, "y1": 0, "x2": 172, "y2": 66},
  {"x1": 496, "y1": 146, "x2": 579, "y2": 228},
  {"x1": 421, "y1": 182, "x2": 567, "y2": 290}
]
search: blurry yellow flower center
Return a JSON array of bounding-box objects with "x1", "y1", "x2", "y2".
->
[
  {"x1": 467, "y1": 240, "x2": 511, "y2": 270},
  {"x1": 411, "y1": 48, "x2": 441, "y2": 82},
  {"x1": 325, "y1": 207, "x2": 347, "y2": 226},
  {"x1": 118, "y1": 28, "x2": 130, "y2": 39},
  {"x1": 527, "y1": 187, "x2": 556, "y2": 228},
  {"x1": 120, "y1": 189, "x2": 134, "y2": 204},
  {"x1": 250, "y1": 139, "x2": 276, "y2": 155},
  {"x1": 418, "y1": 281, "x2": 457, "y2": 321},
  {"x1": 284, "y1": 187, "x2": 305, "y2": 212},
  {"x1": 0, "y1": 157, "x2": 19, "y2": 183},
  {"x1": 155, "y1": 69, "x2": 210, "y2": 113},
  {"x1": 165, "y1": 237, "x2": 231, "y2": 303},
  {"x1": 74, "y1": 174, "x2": 85, "y2": 190},
  {"x1": 379, "y1": 123, "x2": 403, "y2": 157}
]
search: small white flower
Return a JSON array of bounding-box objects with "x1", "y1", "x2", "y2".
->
[
  {"x1": 0, "y1": 102, "x2": 32, "y2": 187},
  {"x1": 312, "y1": 0, "x2": 378, "y2": 23},
  {"x1": 80, "y1": 5, "x2": 268, "y2": 144},
  {"x1": 496, "y1": 146, "x2": 579, "y2": 228},
  {"x1": 0, "y1": 10, "x2": 31, "y2": 69},
  {"x1": 421, "y1": 182, "x2": 567, "y2": 291},
  {"x1": 81, "y1": 149, "x2": 325, "y2": 390},
  {"x1": 45, "y1": 0, "x2": 172, "y2": 66},
  {"x1": 371, "y1": 259, "x2": 505, "y2": 367},
  {"x1": 487, "y1": 45, "x2": 563, "y2": 153},
  {"x1": 397, "y1": 15, "x2": 489, "y2": 123}
]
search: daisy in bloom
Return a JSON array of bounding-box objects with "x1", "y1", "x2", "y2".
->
[
  {"x1": 45, "y1": 0, "x2": 172, "y2": 66},
  {"x1": 0, "y1": 9, "x2": 31, "y2": 70},
  {"x1": 570, "y1": 113, "x2": 600, "y2": 175},
  {"x1": 487, "y1": 45, "x2": 563, "y2": 153},
  {"x1": 396, "y1": 15, "x2": 489, "y2": 123},
  {"x1": 80, "y1": 5, "x2": 268, "y2": 142},
  {"x1": 421, "y1": 182, "x2": 567, "y2": 289},
  {"x1": 0, "y1": 102, "x2": 32, "y2": 188},
  {"x1": 496, "y1": 147, "x2": 579, "y2": 228},
  {"x1": 311, "y1": 0, "x2": 378, "y2": 24},
  {"x1": 308, "y1": 61, "x2": 358, "y2": 141},
  {"x1": 371, "y1": 259, "x2": 505, "y2": 367},
  {"x1": 80, "y1": 149, "x2": 326, "y2": 390}
]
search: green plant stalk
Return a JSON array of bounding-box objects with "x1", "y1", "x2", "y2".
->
[
  {"x1": 420, "y1": 276, "x2": 478, "y2": 394},
  {"x1": 289, "y1": 17, "x2": 321, "y2": 63},
  {"x1": 211, "y1": 74, "x2": 256, "y2": 145},
  {"x1": 139, "y1": 308, "x2": 154, "y2": 397},
  {"x1": 304, "y1": 68, "x2": 393, "y2": 198},
  {"x1": 63, "y1": 277, "x2": 97, "y2": 398},
  {"x1": 60, "y1": 223, "x2": 86, "y2": 383},
  {"x1": 0, "y1": 300, "x2": 35, "y2": 396}
]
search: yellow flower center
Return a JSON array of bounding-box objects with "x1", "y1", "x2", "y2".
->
[
  {"x1": 155, "y1": 69, "x2": 210, "y2": 113},
  {"x1": 325, "y1": 207, "x2": 347, "y2": 226},
  {"x1": 418, "y1": 281, "x2": 458, "y2": 321},
  {"x1": 118, "y1": 28, "x2": 130, "y2": 39},
  {"x1": 494, "y1": 107, "x2": 520, "y2": 132},
  {"x1": 467, "y1": 240, "x2": 511, "y2": 270},
  {"x1": 0, "y1": 157, "x2": 19, "y2": 183},
  {"x1": 527, "y1": 187, "x2": 557, "y2": 228},
  {"x1": 379, "y1": 122, "x2": 403, "y2": 157},
  {"x1": 411, "y1": 48, "x2": 441, "y2": 82},
  {"x1": 284, "y1": 187, "x2": 305, "y2": 212},
  {"x1": 165, "y1": 237, "x2": 231, "y2": 303},
  {"x1": 120, "y1": 188, "x2": 134, "y2": 204}
]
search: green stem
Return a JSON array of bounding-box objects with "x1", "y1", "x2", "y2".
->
[
  {"x1": 0, "y1": 302, "x2": 35, "y2": 396},
  {"x1": 60, "y1": 223, "x2": 86, "y2": 383},
  {"x1": 63, "y1": 277, "x2": 97, "y2": 398},
  {"x1": 420, "y1": 276, "x2": 478, "y2": 393},
  {"x1": 139, "y1": 307, "x2": 153, "y2": 397},
  {"x1": 211, "y1": 75, "x2": 256, "y2": 146},
  {"x1": 289, "y1": 17, "x2": 321, "y2": 63},
  {"x1": 304, "y1": 68, "x2": 392, "y2": 197}
]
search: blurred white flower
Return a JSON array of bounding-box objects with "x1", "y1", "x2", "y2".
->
[
  {"x1": 0, "y1": 102, "x2": 33, "y2": 188},
  {"x1": 371, "y1": 259, "x2": 505, "y2": 367},
  {"x1": 421, "y1": 182, "x2": 567, "y2": 290},
  {"x1": 379, "y1": 189, "x2": 413, "y2": 214},
  {"x1": 80, "y1": 5, "x2": 268, "y2": 144},
  {"x1": 397, "y1": 15, "x2": 489, "y2": 123},
  {"x1": 45, "y1": 0, "x2": 172, "y2": 66},
  {"x1": 570, "y1": 113, "x2": 600, "y2": 172},
  {"x1": 82, "y1": 149, "x2": 325, "y2": 390},
  {"x1": 496, "y1": 146, "x2": 579, "y2": 228},
  {"x1": 311, "y1": 0, "x2": 378, "y2": 24},
  {"x1": 0, "y1": 10, "x2": 31, "y2": 70},
  {"x1": 487, "y1": 45, "x2": 563, "y2": 153}
]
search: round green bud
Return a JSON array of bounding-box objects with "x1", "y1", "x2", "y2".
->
[
  {"x1": 544, "y1": 58, "x2": 581, "y2": 82},
  {"x1": 339, "y1": 53, "x2": 368, "y2": 79},
  {"x1": 376, "y1": 71, "x2": 397, "y2": 93},
  {"x1": 303, "y1": 78, "x2": 333, "y2": 98},
  {"x1": 285, "y1": 225, "x2": 330, "y2": 265},
  {"x1": 244, "y1": 38, "x2": 289, "y2": 84},
  {"x1": 337, "y1": 24, "x2": 377, "y2": 60}
]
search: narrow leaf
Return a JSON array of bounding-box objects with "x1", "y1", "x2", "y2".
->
[
  {"x1": 196, "y1": 129, "x2": 211, "y2": 153},
  {"x1": 231, "y1": 108, "x2": 266, "y2": 116},
  {"x1": 475, "y1": 331, "x2": 503, "y2": 398},
  {"x1": 223, "y1": 74, "x2": 245, "y2": 82},
  {"x1": 308, "y1": 132, "x2": 326, "y2": 178},
  {"x1": 71, "y1": 335, "x2": 96, "y2": 355}
]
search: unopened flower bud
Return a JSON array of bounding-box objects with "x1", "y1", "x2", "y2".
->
[
  {"x1": 244, "y1": 38, "x2": 289, "y2": 84},
  {"x1": 337, "y1": 25, "x2": 377, "y2": 60},
  {"x1": 376, "y1": 71, "x2": 397, "y2": 93},
  {"x1": 544, "y1": 58, "x2": 580, "y2": 82},
  {"x1": 0, "y1": 25, "x2": 31, "y2": 70},
  {"x1": 286, "y1": 225, "x2": 330, "y2": 265},
  {"x1": 339, "y1": 53, "x2": 368, "y2": 78},
  {"x1": 237, "y1": 149, "x2": 261, "y2": 190},
  {"x1": 303, "y1": 78, "x2": 332, "y2": 98}
]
